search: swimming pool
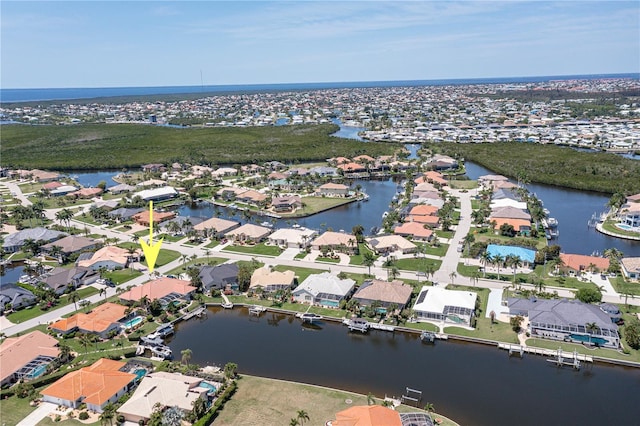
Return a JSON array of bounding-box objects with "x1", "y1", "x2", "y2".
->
[
  {"x1": 134, "y1": 368, "x2": 147, "y2": 380},
  {"x1": 569, "y1": 334, "x2": 608, "y2": 346},
  {"x1": 199, "y1": 381, "x2": 217, "y2": 393},
  {"x1": 122, "y1": 316, "x2": 144, "y2": 329},
  {"x1": 29, "y1": 364, "x2": 48, "y2": 379},
  {"x1": 616, "y1": 223, "x2": 639, "y2": 232}
]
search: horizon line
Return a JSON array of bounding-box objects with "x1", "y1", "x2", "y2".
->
[{"x1": 3, "y1": 72, "x2": 639, "y2": 91}]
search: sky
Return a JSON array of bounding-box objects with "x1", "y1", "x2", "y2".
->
[{"x1": 1, "y1": 1, "x2": 639, "y2": 89}]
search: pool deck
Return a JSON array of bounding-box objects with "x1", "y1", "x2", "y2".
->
[{"x1": 596, "y1": 223, "x2": 640, "y2": 241}]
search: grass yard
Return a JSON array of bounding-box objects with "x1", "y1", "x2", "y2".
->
[
  {"x1": 0, "y1": 389, "x2": 38, "y2": 425},
  {"x1": 104, "y1": 268, "x2": 143, "y2": 284},
  {"x1": 213, "y1": 375, "x2": 459, "y2": 426},
  {"x1": 222, "y1": 243, "x2": 283, "y2": 256},
  {"x1": 143, "y1": 248, "x2": 181, "y2": 268},
  {"x1": 444, "y1": 285, "x2": 519, "y2": 344},
  {"x1": 435, "y1": 229, "x2": 454, "y2": 239},
  {"x1": 7, "y1": 287, "x2": 99, "y2": 323},
  {"x1": 166, "y1": 257, "x2": 226, "y2": 275},
  {"x1": 279, "y1": 196, "x2": 355, "y2": 217},
  {"x1": 417, "y1": 243, "x2": 449, "y2": 257},
  {"x1": 272, "y1": 265, "x2": 328, "y2": 283},
  {"x1": 611, "y1": 276, "x2": 640, "y2": 296},
  {"x1": 316, "y1": 256, "x2": 340, "y2": 263},
  {"x1": 349, "y1": 244, "x2": 375, "y2": 266},
  {"x1": 393, "y1": 258, "x2": 442, "y2": 273},
  {"x1": 448, "y1": 180, "x2": 478, "y2": 190},
  {"x1": 525, "y1": 338, "x2": 640, "y2": 364},
  {"x1": 205, "y1": 240, "x2": 220, "y2": 249}
]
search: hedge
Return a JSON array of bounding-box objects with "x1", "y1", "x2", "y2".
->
[{"x1": 193, "y1": 380, "x2": 238, "y2": 426}]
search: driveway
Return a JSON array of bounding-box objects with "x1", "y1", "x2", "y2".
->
[{"x1": 17, "y1": 401, "x2": 57, "y2": 426}]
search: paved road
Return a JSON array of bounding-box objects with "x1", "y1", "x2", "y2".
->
[{"x1": 2, "y1": 181, "x2": 638, "y2": 338}]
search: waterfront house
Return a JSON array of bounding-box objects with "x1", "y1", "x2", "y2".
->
[
  {"x1": 486, "y1": 244, "x2": 536, "y2": 268},
  {"x1": 352, "y1": 279, "x2": 413, "y2": 311},
  {"x1": 133, "y1": 186, "x2": 178, "y2": 202},
  {"x1": 559, "y1": 253, "x2": 610, "y2": 275},
  {"x1": 225, "y1": 223, "x2": 272, "y2": 244},
  {"x1": 308, "y1": 166, "x2": 338, "y2": 177},
  {"x1": 317, "y1": 182, "x2": 350, "y2": 197},
  {"x1": 366, "y1": 235, "x2": 417, "y2": 255},
  {"x1": 42, "y1": 266, "x2": 99, "y2": 295},
  {"x1": 292, "y1": 272, "x2": 355, "y2": 307},
  {"x1": 413, "y1": 286, "x2": 477, "y2": 327},
  {"x1": 311, "y1": 231, "x2": 358, "y2": 254},
  {"x1": 0, "y1": 284, "x2": 36, "y2": 313},
  {"x1": 119, "y1": 277, "x2": 196, "y2": 307},
  {"x1": 267, "y1": 227, "x2": 317, "y2": 249},
  {"x1": 49, "y1": 302, "x2": 127, "y2": 338},
  {"x1": 393, "y1": 222, "x2": 433, "y2": 241},
  {"x1": 508, "y1": 298, "x2": 620, "y2": 349},
  {"x1": 271, "y1": 195, "x2": 302, "y2": 212},
  {"x1": 41, "y1": 235, "x2": 99, "y2": 258},
  {"x1": 330, "y1": 405, "x2": 403, "y2": 426},
  {"x1": 69, "y1": 187, "x2": 103, "y2": 199},
  {"x1": 0, "y1": 330, "x2": 60, "y2": 386},
  {"x1": 489, "y1": 206, "x2": 531, "y2": 221},
  {"x1": 141, "y1": 163, "x2": 165, "y2": 172},
  {"x1": 50, "y1": 185, "x2": 79, "y2": 197},
  {"x1": 409, "y1": 204, "x2": 439, "y2": 217},
  {"x1": 117, "y1": 372, "x2": 212, "y2": 424},
  {"x1": 424, "y1": 154, "x2": 458, "y2": 171},
  {"x1": 193, "y1": 217, "x2": 240, "y2": 238},
  {"x1": 31, "y1": 169, "x2": 60, "y2": 182},
  {"x1": 132, "y1": 210, "x2": 176, "y2": 226},
  {"x1": 2, "y1": 227, "x2": 67, "y2": 253},
  {"x1": 107, "y1": 207, "x2": 145, "y2": 222},
  {"x1": 41, "y1": 358, "x2": 136, "y2": 413},
  {"x1": 490, "y1": 217, "x2": 532, "y2": 235},
  {"x1": 108, "y1": 183, "x2": 135, "y2": 194},
  {"x1": 77, "y1": 246, "x2": 135, "y2": 270},
  {"x1": 620, "y1": 257, "x2": 640, "y2": 281},
  {"x1": 478, "y1": 174, "x2": 509, "y2": 189},
  {"x1": 211, "y1": 167, "x2": 238, "y2": 177},
  {"x1": 236, "y1": 189, "x2": 268, "y2": 206},
  {"x1": 198, "y1": 263, "x2": 239, "y2": 292},
  {"x1": 490, "y1": 198, "x2": 528, "y2": 210},
  {"x1": 620, "y1": 202, "x2": 640, "y2": 228},
  {"x1": 249, "y1": 267, "x2": 295, "y2": 292}
]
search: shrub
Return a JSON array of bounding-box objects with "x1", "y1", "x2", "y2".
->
[
  {"x1": 575, "y1": 287, "x2": 603, "y2": 304},
  {"x1": 624, "y1": 319, "x2": 640, "y2": 350},
  {"x1": 79, "y1": 412, "x2": 89, "y2": 420}
]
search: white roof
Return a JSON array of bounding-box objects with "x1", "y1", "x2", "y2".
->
[
  {"x1": 490, "y1": 199, "x2": 528, "y2": 210},
  {"x1": 413, "y1": 286, "x2": 477, "y2": 314},
  {"x1": 268, "y1": 227, "x2": 317, "y2": 245},
  {"x1": 117, "y1": 372, "x2": 205, "y2": 420},
  {"x1": 366, "y1": 235, "x2": 417, "y2": 251},
  {"x1": 293, "y1": 272, "x2": 355, "y2": 298},
  {"x1": 134, "y1": 186, "x2": 178, "y2": 201}
]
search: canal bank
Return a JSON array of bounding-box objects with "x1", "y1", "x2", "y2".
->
[{"x1": 167, "y1": 305, "x2": 640, "y2": 426}]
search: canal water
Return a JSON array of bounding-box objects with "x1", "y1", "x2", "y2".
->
[
  {"x1": 168, "y1": 307, "x2": 640, "y2": 426},
  {"x1": 464, "y1": 162, "x2": 640, "y2": 257}
]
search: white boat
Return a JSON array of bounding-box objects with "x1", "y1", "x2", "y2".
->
[
  {"x1": 260, "y1": 221, "x2": 273, "y2": 228},
  {"x1": 382, "y1": 211, "x2": 389, "y2": 218},
  {"x1": 297, "y1": 312, "x2": 323, "y2": 322},
  {"x1": 222, "y1": 302, "x2": 234, "y2": 309}
]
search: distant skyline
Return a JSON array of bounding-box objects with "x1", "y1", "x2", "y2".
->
[{"x1": 1, "y1": 1, "x2": 639, "y2": 89}]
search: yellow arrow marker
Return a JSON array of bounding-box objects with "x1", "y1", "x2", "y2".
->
[{"x1": 139, "y1": 201, "x2": 163, "y2": 273}]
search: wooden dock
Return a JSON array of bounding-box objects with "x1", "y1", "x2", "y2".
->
[
  {"x1": 249, "y1": 305, "x2": 267, "y2": 316},
  {"x1": 182, "y1": 306, "x2": 207, "y2": 321},
  {"x1": 498, "y1": 343, "x2": 593, "y2": 365},
  {"x1": 344, "y1": 318, "x2": 370, "y2": 333}
]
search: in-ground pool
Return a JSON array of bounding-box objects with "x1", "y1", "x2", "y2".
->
[
  {"x1": 29, "y1": 364, "x2": 48, "y2": 379},
  {"x1": 616, "y1": 223, "x2": 639, "y2": 232},
  {"x1": 134, "y1": 368, "x2": 147, "y2": 380},
  {"x1": 569, "y1": 334, "x2": 608, "y2": 346},
  {"x1": 122, "y1": 316, "x2": 143, "y2": 329},
  {"x1": 199, "y1": 381, "x2": 217, "y2": 393}
]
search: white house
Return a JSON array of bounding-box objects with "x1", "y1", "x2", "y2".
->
[
  {"x1": 292, "y1": 272, "x2": 355, "y2": 308},
  {"x1": 412, "y1": 286, "x2": 477, "y2": 327}
]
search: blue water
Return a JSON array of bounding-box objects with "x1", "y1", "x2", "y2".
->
[
  {"x1": 2, "y1": 74, "x2": 637, "y2": 103},
  {"x1": 122, "y1": 316, "x2": 143, "y2": 328},
  {"x1": 134, "y1": 368, "x2": 147, "y2": 380},
  {"x1": 199, "y1": 381, "x2": 217, "y2": 393},
  {"x1": 65, "y1": 170, "x2": 122, "y2": 189},
  {"x1": 569, "y1": 334, "x2": 608, "y2": 345},
  {"x1": 330, "y1": 118, "x2": 366, "y2": 141},
  {"x1": 1, "y1": 263, "x2": 25, "y2": 287},
  {"x1": 29, "y1": 364, "x2": 48, "y2": 379}
]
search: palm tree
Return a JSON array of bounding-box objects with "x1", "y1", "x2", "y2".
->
[
  {"x1": 69, "y1": 290, "x2": 80, "y2": 312},
  {"x1": 585, "y1": 322, "x2": 599, "y2": 345},
  {"x1": 367, "y1": 392, "x2": 376, "y2": 405},
  {"x1": 480, "y1": 251, "x2": 492, "y2": 278},
  {"x1": 58, "y1": 343, "x2": 72, "y2": 363},
  {"x1": 99, "y1": 287, "x2": 107, "y2": 300},
  {"x1": 509, "y1": 255, "x2": 523, "y2": 286},
  {"x1": 224, "y1": 362, "x2": 238, "y2": 379},
  {"x1": 462, "y1": 233, "x2": 475, "y2": 257},
  {"x1": 362, "y1": 251, "x2": 376, "y2": 276},
  {"x1": 180, "y1": 254, "x2": 189, "y2": 269},
  {"x1": 297, "y1": 410, "x2": 310, "y2": 425},
  {"x1": 78, "y1": 333, "x2": 93, "y2": 354},
  {"x1": 424, "y1": 402, "x2": 435, "y2": 413},
  {"x1": 181, "y1": 348, "x2": 192, "y2": 365},
  {"x1": 289, "y1": 419, "x2": 300, "y2": 426},
  {"x1": 449, "y1": 271, "x2": 457, "y2": 285},
  {"x1": 492, "y1": 254, "x2": 504, "y2": 279},
  {"x1": 471, "y1": 270, "x2": 481, "y2": 287}
]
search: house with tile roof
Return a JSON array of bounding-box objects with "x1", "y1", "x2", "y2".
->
[
  {"x1": 225, "y1": 223, "x2": 272, "y2": 244},
  {"x1": 193, "y1": 217, "x2": 240, "y2": 238},
  {"x1": 77, "y1": 246, "x2": 136, "y2": 270},
  {"x1": 620, "y1": 257, "x2": 640, "y2": 281},
  {"x1": 311, "y1": 231, "x2": 358, "y2": 254},
  {"x1": 132, "y1": 210, "x2": 176, "y2": 226},
  {"x1": 393, "y1": 222, "x2": 433, "y2": 241},
  {"x1": 41, "y1": 235, "x2": 99, "y2": 257},
  {"x1": 49, "y1": 302, "x2": 127, "y2": 338},
  {"x1": 117, "y1": 372, "x2": 213, "y2": 424},
  {"x1": 331, "y1": 405, "x2": 403, "y2": 426},
  {"x1": 268, "y1": 227, "x2": 317, "y2": 249},
  {"x1": 317, "y1": 182, "x2": 350, "y2": 197},
  {"x1": 0, "y1": 331, "x2": 59, "y2": 386},
  {"x1": 365, "y1": 235, "x2": 417, "y2": 255},
  {"x1": 41, "y1": 358, "x2": 136, "y2": 412},
  {"x1": 2, "y1": 227, "x2": 67, "y2": 253},
  {"x1": 559, "y1": 253, "x2": 610, "y2": 275},
  {"x1": 118, "y1": 277, "x2": 196, "y2": 306},
  {"x1": 292, "y1": 272, "x2": 355, "y2": 307},
  {"x1": 250, "y1": 267, "x2": 295, "y2": 292},
  {"x1": 352, "y1": 279, "x2": 413, "y2": 311}
]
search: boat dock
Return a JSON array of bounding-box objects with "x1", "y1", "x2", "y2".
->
[
  {"x1": 136, "y1": 336, "x2": 173, "y2": 360},
  {"x1": 498, "y1": 343, "x2": 593, "y2": 367},
  {"x1": 182, "y1": 306, "x2": 207, "y2": 320},
  {"x1": 249, "y1": 305, "x2": 267, "y2": 316},
  {"x1": 344, "y1": 318, "x2": 370, "y2": 333}
]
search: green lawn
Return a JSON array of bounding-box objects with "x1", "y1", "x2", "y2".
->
[
  {"x1": 205, "y1": 239, "x2": 220, "y2": 248},
  {"x1": 144, "y1": 248, "x2": 181, "y2": 268},
  {"x1": 601, "y1": 219, "x2": 640, "y2": 238},
  {"x1": 444, "y1": 284, "x2": 519, "y2": 344},
  {"x1": 279, "y1": 196, "x2": 355, "y2": 217},
  {"x1": 316, "y1": 256, "x2": 340, "y2": 263},
  {"x1": 349, "y1": 244, "x2": 375, "y2": 265},
  {"x1": 393, "y1": 257, "x2": 442, "y2": 273},
  {"x1": 525, "y1": 338, "x2": 640, "y2": 364},
  {"x1": 417, "y1": 243, "x2": 449, "y2": 257},
  {"x1": 7, "y1": 287, "x2": 99, "y2": 323},
  {"x1": 0, "y1": 388, "x2": 38, "y2": 425},
  {"x1": 435, "y1": 229, "x2": 454, "y2": 239},
  {"x1": 448, "y1": 180, "x2": 478, "y2": 190},
  {"x1": 222, "y1": 243, "x2": 283, "y2": 256},
  {"x1": 165, "y1": 257, "x2": 226, "y2": 275},
  {"x1": 611, "y1": 276, "x2": 640, "y2": 296},
  {"x1": 272, "y1": 265, "x2": 328, "y2": 283},
  {"x1": 225, "y1": 295, "x2": 351, "y2": 319},
  {"x1": 456, "y1": 263, "x2": 481, "y2": 277},
  {"x1": 215, "y1": 375, "x2": 459, "y2": 426},
  {"x1": 104, "y1": 268, "x2": 143, "y2": 284}
]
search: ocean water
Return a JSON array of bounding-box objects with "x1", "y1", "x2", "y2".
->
[{"x1": 2, "y1": 74, "x2": 638, "y2": 103}]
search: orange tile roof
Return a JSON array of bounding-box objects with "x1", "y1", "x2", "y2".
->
[
  {"x1": 132, "y1": 210, "x2": 176, "y2": 225},
  {"x1": 337, "y1": 162, "x2": 366, "y2": 172},
  {"x1": 332, "y1": 405, "x2": 402, "y2": 426},
  {"x1": 491, "y1": 217, "x2": 531, "y2": 231},
  {"x1": 41, "y1": 358, "x2": 135, "y2": 407},
  {"x1": 119, "y1": 277, "x2": 196, "y2": 302},
  {"x1": 560, "y1": 253, "x2": 610, "y2": 272},
  {"x1": 394, "y1": 222, "x2": 433, "y2": 239},
  {"x1": 77, "y1": 246, "x2": 131, "y2": 269},
  {"x1": 0, "y1": 331, "x2": 59, "y2": 384},
  {"x1": 408, "y1": 215, "x2": 440, "y2": 226},
  {"x1": 409, "y1": 205, "x2": 439, "y2": 216},
  {"x1": 49, "y1": 302, "x2": 127, "y2": 333}
]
